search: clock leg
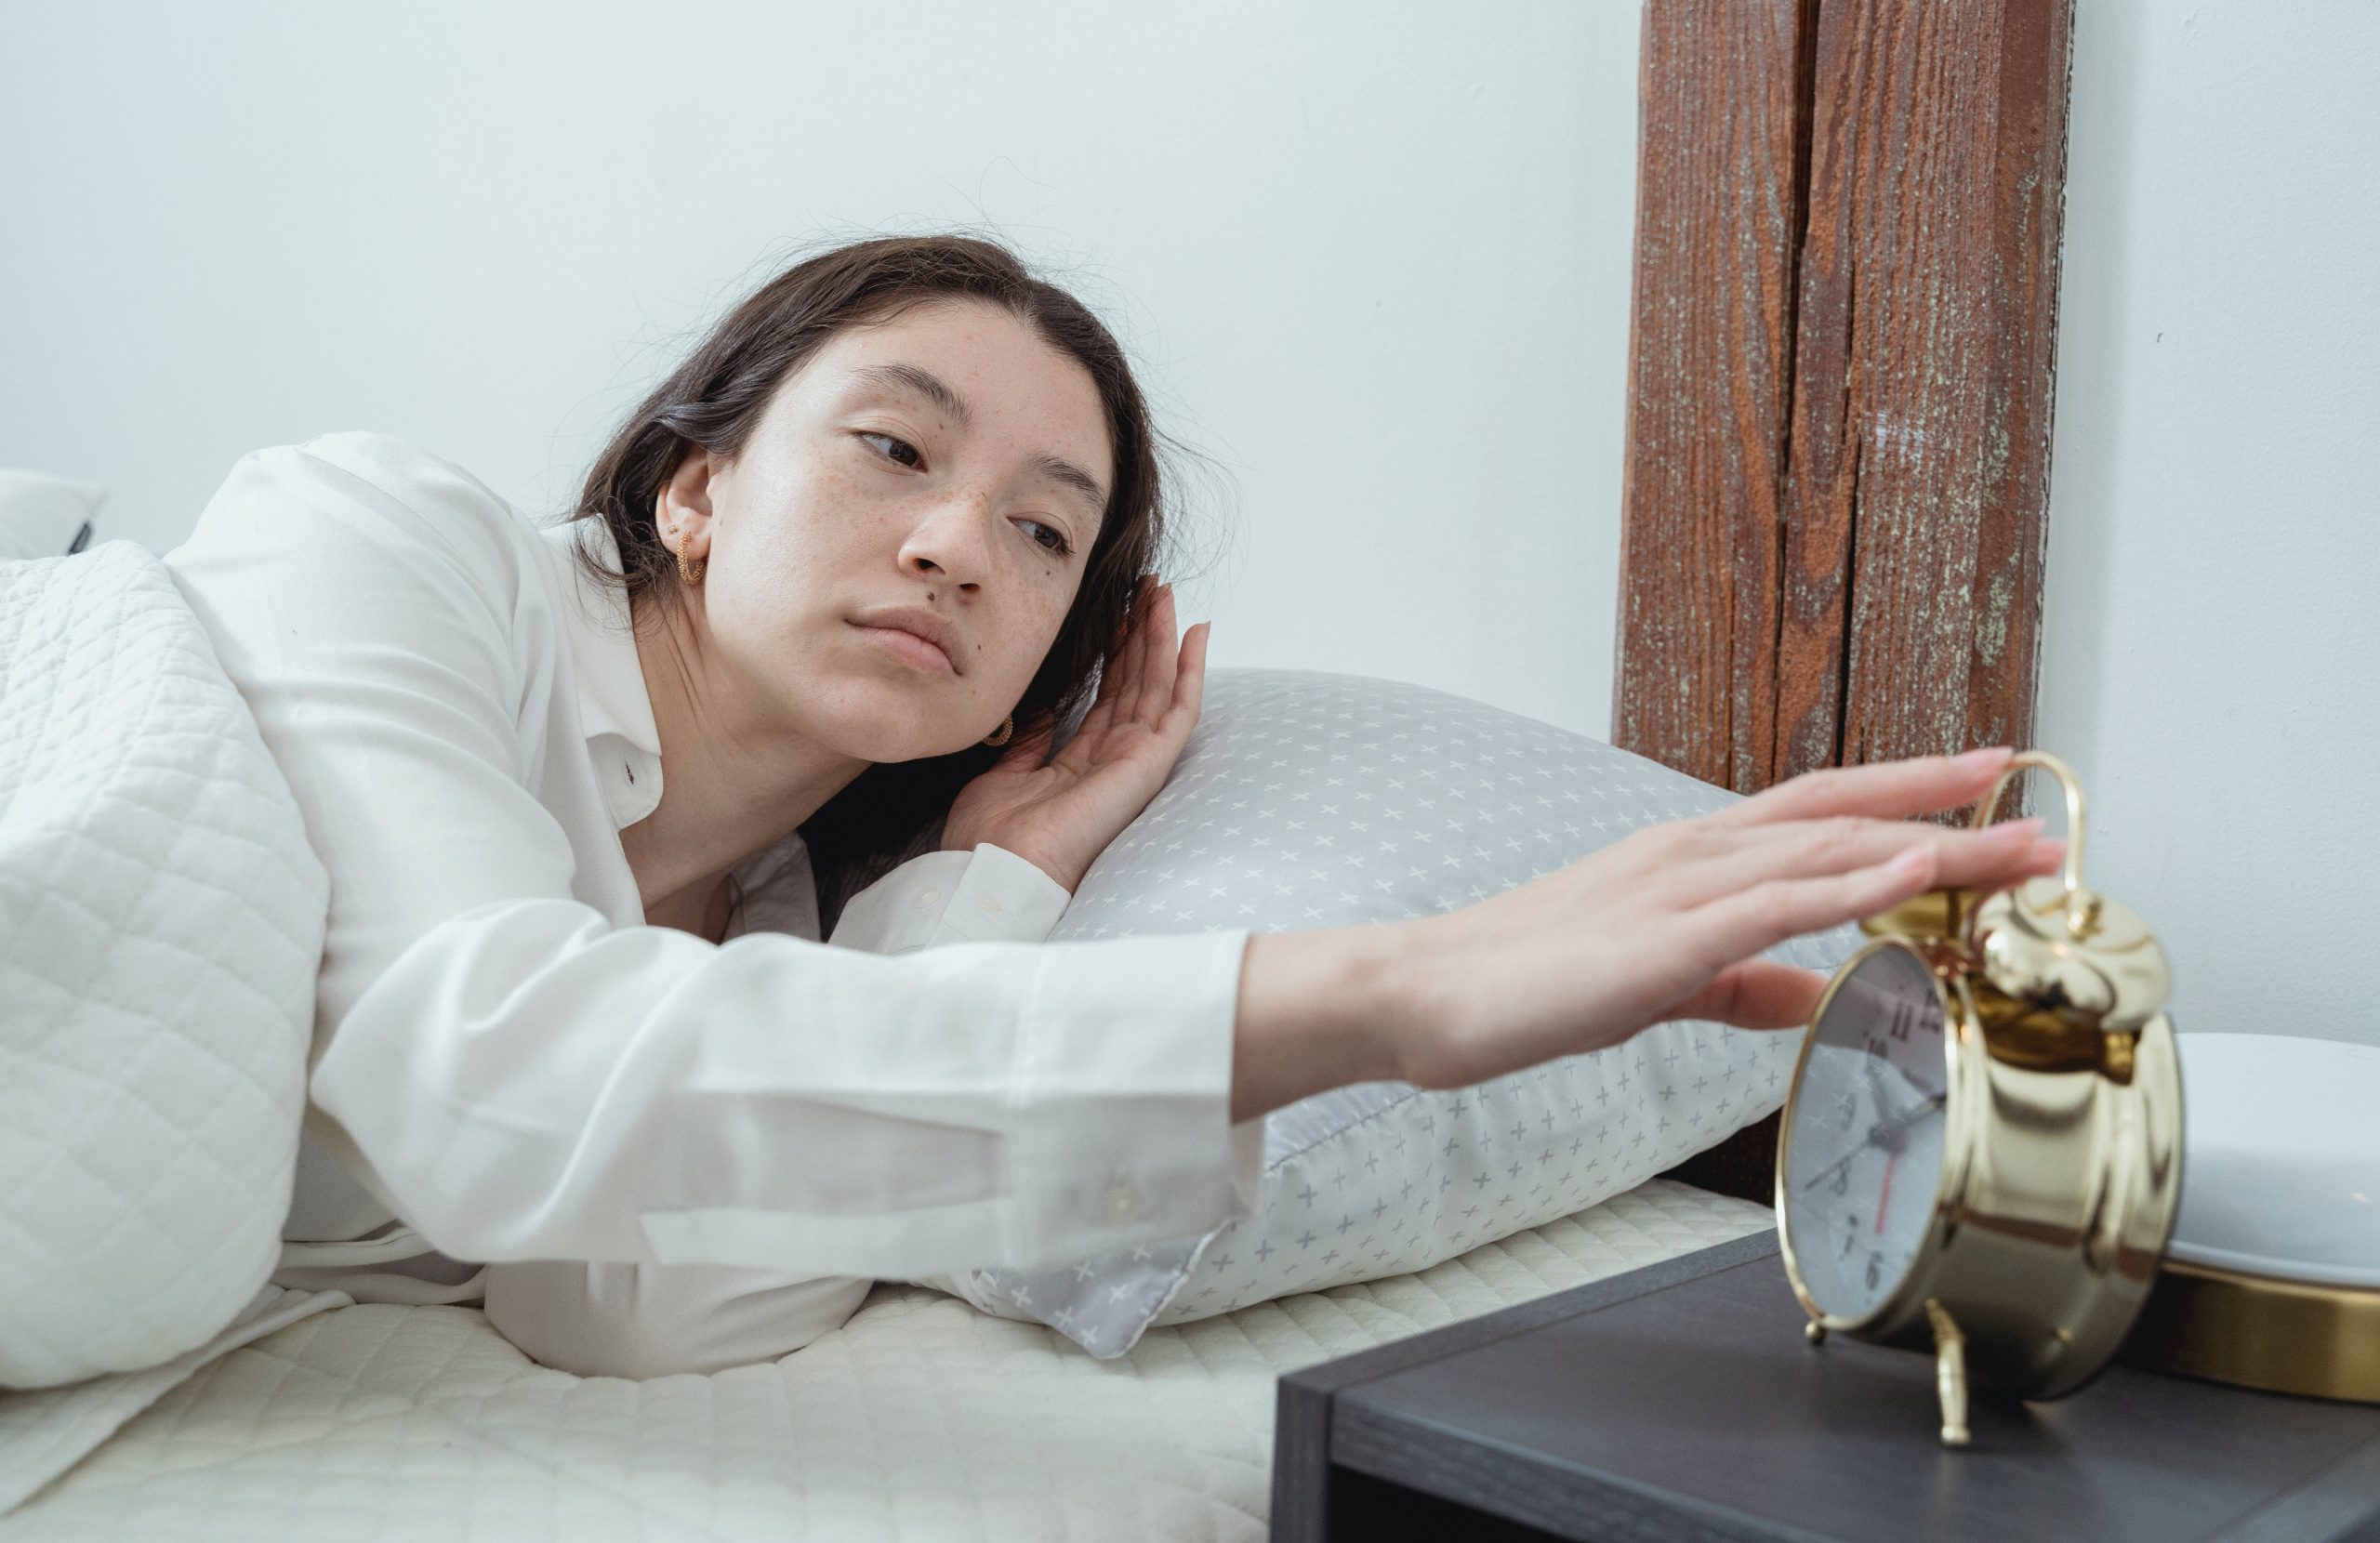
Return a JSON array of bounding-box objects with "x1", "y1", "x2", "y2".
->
[
  {"x1": 1805, "y1": 1319, "x2": 1827, "y2": 1346},
  {"x1": 1924, "y1": 1299, "x2": 1971, "y2": 1447}
]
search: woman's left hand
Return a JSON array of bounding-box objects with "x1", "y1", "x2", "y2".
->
[{"x1": 942, "y1": 575, "x2": 1209, "y2": 893}]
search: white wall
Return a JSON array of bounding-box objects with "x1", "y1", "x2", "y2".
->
[
  {"x1": 13, "y1": 2, "x2": 2357, "y2": 1052},
  {"x1": 0, "y1": 0, "x2": 1644, "y2": 742},
  {"x1": 2036, "y1": 0, "x2": 2379, "y2": 1048}
]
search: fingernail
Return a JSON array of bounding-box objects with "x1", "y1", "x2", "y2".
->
[
  {"x1": 1955, "y1": 745, "x2": 2013, "y2": 767},
  {"x1": 1997, "y1": 815, "x2": 2045, "y2": 837}
]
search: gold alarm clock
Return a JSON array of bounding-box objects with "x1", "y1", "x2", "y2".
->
[{"x1": 1775, "y1": 750, "x2": 2183, "y2": 1446}]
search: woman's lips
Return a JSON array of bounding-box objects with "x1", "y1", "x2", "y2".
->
[{"x1": 849, "y1": 622, "x2": 957, "y2": 677}]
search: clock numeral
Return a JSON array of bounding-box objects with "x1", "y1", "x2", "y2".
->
[{"x1": 1866, "y1": 1252, "x2": 1883, "y2": 1291}]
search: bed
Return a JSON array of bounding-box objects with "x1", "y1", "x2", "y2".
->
[{"x1": 3, "y1": 1184, "x2": 1768, "y2": 1541}]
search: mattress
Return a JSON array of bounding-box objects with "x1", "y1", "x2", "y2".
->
[{"x1": 3, "y1": 1180, "x2": 1771, "y2": 1541}]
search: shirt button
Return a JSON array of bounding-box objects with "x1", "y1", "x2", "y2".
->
[
  {"x1": 974, "y1": 891, "x2": 1004, "y2": 915},
  {"x1": 1100, "y1": 1179, "x2": 1146, "y2": 1223},
  {"x1": 911, "y1": 888, "x2": 941, "y2": 908}
]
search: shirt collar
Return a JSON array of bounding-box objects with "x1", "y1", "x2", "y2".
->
[
  {"x1": 534, "y1": 514, "x2": 820, "y2": 927},
  {"x1": 536, "y1": 517, "x2": 665, "y2": 826}
]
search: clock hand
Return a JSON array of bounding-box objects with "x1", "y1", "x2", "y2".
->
[
  {"x1": 1859, "y1": 1051, "x2": 1904, "y2": 1108},
  {"x1": 1797, "y1": 1090, "x2": 1949, "y2": 1194},
  {"x1": 1877, "y1": 1088, "x2": 1949, "y2": 1144}
]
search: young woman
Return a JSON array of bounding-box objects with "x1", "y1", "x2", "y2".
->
[{"x1": 164, "y1": 235, "x2": 2061, "y2": 1378}]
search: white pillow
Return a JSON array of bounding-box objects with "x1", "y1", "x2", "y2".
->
[
  {"x1": 932, "y1": 668, "x2": 1857, "y2": 1357},
  {"x1": 0, "y1": 470, "x2": 106, "y2": 560},
  {"x1": 0, "y1": 543, "x2": 329, "y2": 1388}
]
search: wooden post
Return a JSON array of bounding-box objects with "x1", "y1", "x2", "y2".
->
[
  {"x1": 1612, "y1": 0, "x2": 1819, "y2": 800},
  {"x1": 1617, "y1": 0, "x2": 2073, "y2": 1202},
  {"x1": 1775, "y1": 0, "x2": 2073, "y2": 781}
]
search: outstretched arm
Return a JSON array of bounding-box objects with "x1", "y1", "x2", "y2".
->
[{"x1": 1232, "y1": 747, "x2": 2065, "y2": 1120}]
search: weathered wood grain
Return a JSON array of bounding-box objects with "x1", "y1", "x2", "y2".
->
[
  {"x1": 1613, "y1": 0, "x2": 1818, "y2": 798},
  {"x1": 1777, "y1": 0, "x2": 2072, "y2": 792},
  {"x1": 1621, "y1": 0, "x2": 2074, "y2": 1202}
]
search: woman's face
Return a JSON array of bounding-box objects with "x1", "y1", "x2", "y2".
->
[{"x1": 659, "y1": 297, "x2": 1113, "y2": 761}]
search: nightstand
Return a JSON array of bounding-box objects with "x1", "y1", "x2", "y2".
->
[{"x1": 1273, "y1": 1232, "x2": 2380, "y2": 1542}]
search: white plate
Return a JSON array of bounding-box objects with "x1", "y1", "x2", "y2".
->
[{"x1": 2166, "y1": 1032, "x2": 2380, "y2": 1287}]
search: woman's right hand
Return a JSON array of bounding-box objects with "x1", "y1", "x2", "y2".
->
[{"x1": 1231, "y1": 746, "x2": 2068, "y2": 1119}]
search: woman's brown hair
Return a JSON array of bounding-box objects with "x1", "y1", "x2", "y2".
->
[{"x1": 569, "y1": 233, "x2": 1181, "y2": 928}]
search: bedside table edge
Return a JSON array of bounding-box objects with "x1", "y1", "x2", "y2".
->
[
  {"x1": 1333, "y1": 1411, "x2": 1839, "y2": 1543},
  {"x1": 1269, "y1": 1230, "x2": 1780, "y2": 1542}
]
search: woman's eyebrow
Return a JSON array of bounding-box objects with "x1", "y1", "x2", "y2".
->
[
  {"x1": 848, "y1": 363, "x2": 972, "y2": 427},
  {"x1": 1031, "y1": 455, "x2": 1108, "y2": 521},
  {"x1": 846, "y1": 362, "x2": 1109, "y2": 520}
]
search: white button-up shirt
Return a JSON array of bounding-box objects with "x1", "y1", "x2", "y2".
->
[{"x1": 161, "y1": 432, "x2": 1262, "y2": 1304}]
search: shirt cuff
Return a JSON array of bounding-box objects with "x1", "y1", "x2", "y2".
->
[
  {"x1": 827, "y1": 843, "x2": 1072, "y2": 955},
  {"x1": 1004, "y1": 926, "x2": 1257, "y2": 1270}
]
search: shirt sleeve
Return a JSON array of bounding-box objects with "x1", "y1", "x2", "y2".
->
[{"x1": 165, "y1": 433, "x2": 1260, "y2": 1281}]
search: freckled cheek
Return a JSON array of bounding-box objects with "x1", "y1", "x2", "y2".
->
[
  {"x1": 966, "y1": 607, "x2": 1063, "y2": 690},
  {"x1": 795, "y1": 466, "x2": 887, "y2": 545}
]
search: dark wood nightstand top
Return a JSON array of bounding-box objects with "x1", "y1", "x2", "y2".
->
[{"x1": 1273, "y1": 1232, "x2": 2380, "y2": 1542}]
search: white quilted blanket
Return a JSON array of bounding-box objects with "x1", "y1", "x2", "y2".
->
[
  {"x1": 0, "y1": 544, "x2": 327, "y2": 1390},
  {"x1": 1, "y1": 1181, "x2": 1770, "y2": 1541}
]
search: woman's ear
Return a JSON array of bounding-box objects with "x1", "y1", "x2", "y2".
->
[{"x1": 655, "y1": 450, "x2": 719, "y2": 562}]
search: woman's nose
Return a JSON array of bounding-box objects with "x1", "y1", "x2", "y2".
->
[{"x1": 895, "y1": 494, "x2": 994, "y2": 590}]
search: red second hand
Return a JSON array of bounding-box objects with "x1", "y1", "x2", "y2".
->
[{"x1": 1875, "y1": 1151, "x2": 1897, "y2": 1233}]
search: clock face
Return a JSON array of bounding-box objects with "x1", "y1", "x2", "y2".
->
[{"x1": 1781, "y1": 942, "x2": 1951, "y2": 1324}]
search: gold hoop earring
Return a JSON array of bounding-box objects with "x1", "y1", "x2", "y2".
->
[
  {"x1": 982, "y1": 714, "x2": 1014, "y2": 748},
  {"x1": 677, "y1": 543, "x2": 705, "y2": 587}
]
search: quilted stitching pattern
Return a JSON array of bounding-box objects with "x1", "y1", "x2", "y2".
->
[
  {"x1": 7, "y1": 1180, "x2": 1771, "y2": 1540},
  {"x1": 0, "y1": 545, "x2": 329, "y2": 1388}
]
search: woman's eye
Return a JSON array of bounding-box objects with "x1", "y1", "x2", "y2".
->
[
  {"x1": 1018, "y1": 520, "x2": 1073, "y2": 557},
  {"x1": 858, "y1": 431, "x2": 922, "y2": 469}
]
